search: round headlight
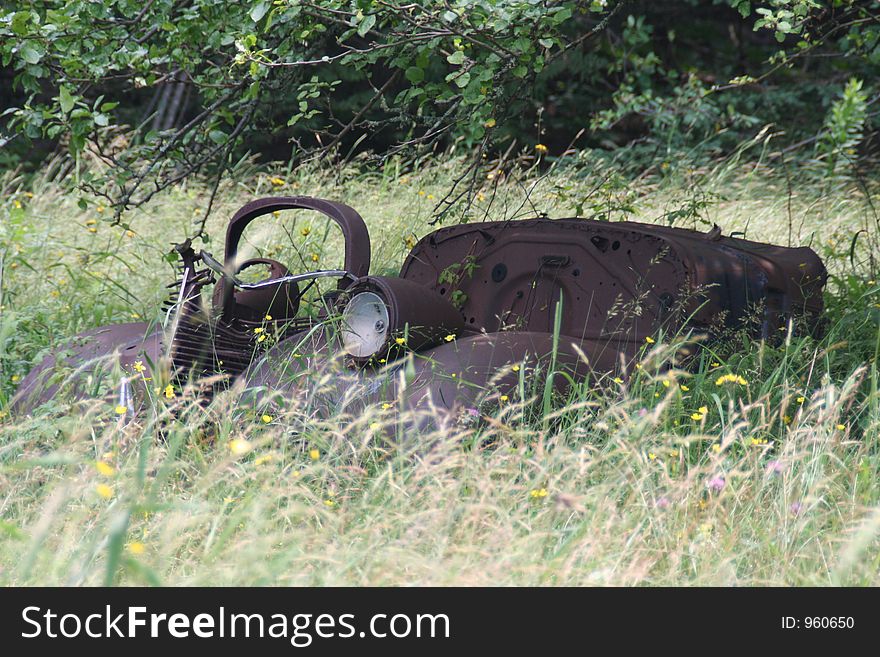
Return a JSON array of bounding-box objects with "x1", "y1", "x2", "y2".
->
[
  {"x1": 341, "y1": 291, "x2": 390, "y2": 358},
  {"x1": 338, "y1": 276, "x2": 465, "y2": 363}
]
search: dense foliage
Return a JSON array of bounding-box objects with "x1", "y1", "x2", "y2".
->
[{"x1": 1, "y1": 1, "x2": 879, "y2": 223}]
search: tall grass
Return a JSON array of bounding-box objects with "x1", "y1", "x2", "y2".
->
[{"x1": 0, "y1": 154, "x2": 878, "y2": 585}]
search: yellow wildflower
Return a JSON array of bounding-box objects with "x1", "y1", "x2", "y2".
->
[
  {"x1": 715, "y1": 373, "x2": 748, "y2": 386},
  {"x1": 485, "y1": 118, "x2": 496, "y2": 128},
  {"x1": 395, "y1": 337, "x2": 406, "y2": 345},
  {"x1": 323, "y1": 499, "x2": 336, "y2": 508},
  {"x1": 95, "y1": 484, "x2": 114, "y2": 500},
  {"x1": 836, "y1": 423, "x2": 845, "y2": 430},
  {"x1": 309, "y1": 448, "x2": 320, "y2": 461},
  {"x1": 382, "y1": 402, "x2": 393, "y2": 410},
  {"x1": 253, "y1": 327, "x2": 264, "y2": 334},
  {"x1": 96, "y1": 461, "x2": 115, "y2": 476},
  {"x1": 254, "y1": 454, "x2": 273, "y2": 466},
  {"x1": 691, "y1": 405, "x2": 709, "y2": 421},
  {"x1": 114, "y1": 405, "x2": 127, "y2": 415},
  {"x1": 529, "y1": 488, "x2": 549, "y2": 499},
  {"x1": 499, "y1": 395, "x2": 509, "y2": 402},
  {"x1": 126, "y1": 542, "x2": 145, "y2": 555},
  {"x1": 301, "y1": 226, "x2": 311, "y2": 237},
  {"x1": 613, "y1": 377, "x2": 623, "y2": 384},
  {"x1": 269, "y1": 176, "x2": 285, "y2": 186},
  {"x1": 680, "y1": 384, "x2": 690, "y2": 391},
  {"x1": 229, "y1": 439, "x2": 252, "y2": 456},
  {"x1": 261, "y1": 414, "x2": 272, "y2": 424},
  {"x1": 796, "y1": 396, "x2": 805, "y2": 404},
  {"x1": 648, "y1": 452, "x2": 657, "y2": 461},
  {"x1": 534, "y1": 143, "x2": 548, "y2": 153},
  {"x1": 512, "y1": 364, "x2": 520, "y2": 372},
  {"x1": 444, "y1": 334, "x2": 456, "y2": 342},
  {"x1": 164, "y1": 383, "x2": 175, "y2": 399},
  {"x1": 310, "y1": 253, "x2": 319, "y2": 263},
  {"x1": 645, "y1": 336, "x2": 655, "y2": 344},
  {"x1": 133, "y1": 360, "x2": 146, "y2": 373}
]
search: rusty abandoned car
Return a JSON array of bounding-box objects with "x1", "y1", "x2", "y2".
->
[{"x1": 10, "y1": 196, "x2": 828, "y2": 419}]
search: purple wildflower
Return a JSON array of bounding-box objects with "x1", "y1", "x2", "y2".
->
[
  {"x1": 766, "y1": 460, "x2": 785, "y2": 475},
  {"x1": 708, "y1": 475, "x2": 725, "y2": 492}
]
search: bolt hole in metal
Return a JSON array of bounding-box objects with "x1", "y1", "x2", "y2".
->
[{"x1": 341, "y1": 291, "x2": 389, "y2": 358}]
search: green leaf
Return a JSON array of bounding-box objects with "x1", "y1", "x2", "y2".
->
[
  {"x1": 11, "y1": 12, "x2": 31, "y2": 37},
  {"x1": 447, "y1": 50, "x2": 465, "y2": 65},
  {"x1": 19, "y1": 42, "x2": 43, "y2": 65},
  {"x1": 208, "y1": 129, "x2": 228, "y2": 144},
  {"x1": 453, "y1": 71, "x2": 470, "y2": 88},
  {"x1": 405, "y1": 66, "x2": 424, "y2": 83},
  {"x1": 357, "y1": 14, "x2": 376, "y2": 37},
  {"x1": 552, "y1": 7, "x2": 572, "y2": 24},
  {"x1": 250, "y1": 1, "x2": 270, "y2": 23},
  {"x1": 58, "y1": 85, "x2": 75, "y2": 114}
]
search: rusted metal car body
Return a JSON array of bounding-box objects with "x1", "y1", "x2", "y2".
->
[{"x1": 11, "y1": 196, "x2": 827, "y2": 418}]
